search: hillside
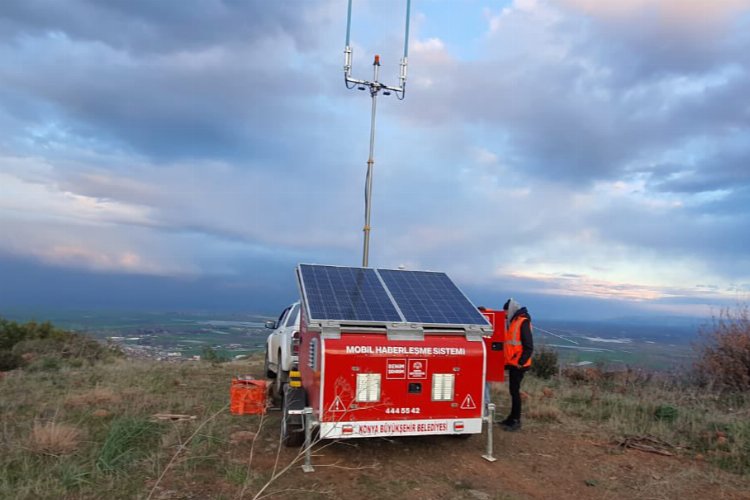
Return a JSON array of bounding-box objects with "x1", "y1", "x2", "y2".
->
[{"x1": 1, "y1": 352, "x2": 749, "y2": 499}]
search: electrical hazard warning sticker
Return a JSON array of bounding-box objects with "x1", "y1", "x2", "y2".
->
[
  {"x1": 460, "y1": 394, "x2": 477, "y2": 410},
  {"x1": 328, "y1": 396, "x2": 346, "y2": 412}
]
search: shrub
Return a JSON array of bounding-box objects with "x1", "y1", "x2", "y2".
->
[
  {"x1": 1, "y1": 319, "x2": 57, "y2": 350},
  {"x1": 26, "y1": 356, "x2": 63, "y2": 372},
  {"x1": 0, "y1": 350, "x2": 23, "y2": 371},
  {"x1": 694, "y1": 304, "x2": 750, "y2": 393},
  {"x1": 654, "y1": 404, "x2": 678, "y2": 422},
  {"x1": 201, "y1": 346, "x2": 228, "y2": 364},
  {"x1": 531, "y1": 345, "x2": 559, "y2": 379},
  {"x1": 0, "y1": 316, "x2": 121, "y2": 370}
]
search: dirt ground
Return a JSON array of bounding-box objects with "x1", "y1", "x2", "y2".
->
[{"x1": 162, "y1": 415, "x2": 750, "y2": 500}]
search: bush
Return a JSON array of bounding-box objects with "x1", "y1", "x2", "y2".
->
[
  {"x1": 531, "y1": 345, "x2": 559, "y2": 379},
  {"x1": 0, "y1": 319, "x2": 57, "y2": 350},
  {"x1": 654, "y1": 404, "x2": 678, "y2": 422},
  {"x1": 201, "y1": 346, "x2": 228, "y2": 364},
  {"x1": 0, "y1": 316, "x2": 120, "y2": 370},
  {"x1": 0, "y1": 350, "x2": 24, "y2": 371},
  {"x1": 694, "y1": 304, "x2": 750, "y2": 393},
  {"x1": 26, "y1": 356, "x2": 63, "y2": 372}
]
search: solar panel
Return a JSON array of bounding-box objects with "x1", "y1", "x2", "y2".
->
[
  {"x1": 298, "y1": 264, "x2": 489, "y2": 328},
  {"x1": 298, "y1": 264, "x2": 402, "y2": 323},
  {"x1": 377, "y1": 269, "x2": 489, "y2": 325}
]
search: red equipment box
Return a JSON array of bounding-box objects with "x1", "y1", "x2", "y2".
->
[{"x1": 230, "y1": 378, "x2": 268, "y2": 415}]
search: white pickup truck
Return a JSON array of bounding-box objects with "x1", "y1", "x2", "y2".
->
[{"x1": 264, "y1": 301, "x2": 301, "y2": 402}]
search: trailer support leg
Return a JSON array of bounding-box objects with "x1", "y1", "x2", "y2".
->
[
  {"x1": 302, "y1": 407, "x2": 314, "y2": 473},
  {"x1": 482, "y1": 403, "x2": 497, "y2": 462}
]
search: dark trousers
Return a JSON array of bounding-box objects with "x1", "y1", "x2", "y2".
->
[{"x1": 508, "y1": 366, "x2": 525, "y2": 422}]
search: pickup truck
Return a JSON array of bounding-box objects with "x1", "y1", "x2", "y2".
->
[{"x1": 264, "y1": 301, "x2": 301, "y2": 403}]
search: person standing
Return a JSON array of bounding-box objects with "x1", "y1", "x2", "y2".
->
[{"x1": 499, "y1": 298, "x2": 533, "y2": 431}]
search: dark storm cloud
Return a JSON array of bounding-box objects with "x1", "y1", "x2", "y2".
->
[
  {"x1": 0, "y1": 0, "x2": 316, "y2": 55},
  {"x1": 0, "y1": 1, "x2": 341, "y2": 162},
  {"x1": 0, "y1": 252, "x2": 298, "y2": 312}
]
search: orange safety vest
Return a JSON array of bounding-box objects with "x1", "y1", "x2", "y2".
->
[{"x1": 505, "y1": 316, "x2": 532, "y2": 368}]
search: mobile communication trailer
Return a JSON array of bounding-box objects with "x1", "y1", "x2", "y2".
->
[{"x1": 280, "y1": 265, "x2": 507, "y2": 468}]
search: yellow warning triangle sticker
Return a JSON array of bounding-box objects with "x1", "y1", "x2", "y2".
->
[
  {"x1": 328, "y1": 396, "x2": 346, "y2": 412},
  {"x1": 460, "y1": 394, "x2": 477, "y2": 409}
]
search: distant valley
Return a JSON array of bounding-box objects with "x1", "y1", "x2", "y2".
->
[{"x1": 3, "y1": 310, "x2": 703, "y2": 370}]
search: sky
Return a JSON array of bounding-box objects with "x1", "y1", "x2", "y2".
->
[{"x1": 1, "y1": 0, "x2": 749, "y2": 320}]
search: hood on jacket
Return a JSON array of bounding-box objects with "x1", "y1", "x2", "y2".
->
[
  {"x1": 503, "y1": 298, "x2": 530, "y2": 325},
  {"x1": 503, "y1": 298, "x2": 520, "y2": 321}
]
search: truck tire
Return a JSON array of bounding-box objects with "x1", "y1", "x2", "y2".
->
[
  {"x1": 272, "y1": 369, "x2": 288, "y2": 406},
  {"x1": 264, "y1": 347, "x2": 276, "y2": 379},
  {"x1": 281, "y1": 385, "x2": 306, "y2": 447}
]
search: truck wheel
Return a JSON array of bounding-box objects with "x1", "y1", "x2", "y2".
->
[
  {"x1": 264, "y1": 348, "x2": 276, "y2": 379},
  {"x1": 281, "y1": 385, "x2": 306, "y2": 447},
  {"x1": 272, "y1": 369, "x2": 288, "y2": 406}
]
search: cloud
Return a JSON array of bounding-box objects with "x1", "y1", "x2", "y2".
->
[
  {"x1": 0, "y1": 152, "x2": 365, "y2": 276},
  {"x1": 648, "y1": 143, "x2": 750, "y2": 198},
  {"x1": 1, "y1": 0, "x2": 749, "y2": 318},
  {"x1": 0, "y1": 160, "x2": 154, "y2": 227},
  {"x1": 560, "y1": 0, "x2": 749, "y2": 28},
  {"x1": 0, "y1": 1, "x2": 327, "y2": 55},
  {"x1": 403, "y1": 0, "x2": 750, "y2": 184}
]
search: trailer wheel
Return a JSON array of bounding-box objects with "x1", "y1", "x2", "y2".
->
[{"x1": 281, "y1": 385, "x2": 306, "y2": 447}]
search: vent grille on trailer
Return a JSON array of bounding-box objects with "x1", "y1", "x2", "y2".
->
[
  {"x1": 355, "y1": 373, "x2": 381, "y2": 402},
  {"x1": 431, "y1": 373, "x2": 455, "y2": 401}
]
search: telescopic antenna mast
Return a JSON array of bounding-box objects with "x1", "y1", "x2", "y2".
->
[{"x1": 344, "y1": 0, "x2": 411, "y2": 267}]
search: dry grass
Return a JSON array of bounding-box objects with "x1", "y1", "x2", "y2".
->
[
  {"x1": 28, "y1": 421, "x2": 81, "y2": 456},
  {"x1": 526, "y1": 402, "x2": 562, "y2": 422},
  {"x1": 65, "y1": 386, "x2": 122, "y2": 407}
]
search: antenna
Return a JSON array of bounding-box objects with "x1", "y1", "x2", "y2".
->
[{"x1": 344, "y1": 0, "x2": 411, "y2": 268}]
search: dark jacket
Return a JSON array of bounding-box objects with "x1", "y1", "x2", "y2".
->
[{"x1": 510, "y1": 307, "x2": 534, "y2": 367}]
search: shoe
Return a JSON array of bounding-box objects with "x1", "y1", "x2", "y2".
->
[
  {"x1": 497, "y1": 417, "x2": 513, "y2": 427},
  {"x1": 502, "y1": 420, "x2": 522, "y2": 432}
]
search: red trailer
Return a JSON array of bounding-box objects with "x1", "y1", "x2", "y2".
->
[{"x1": 281, "y1": 264, "x2": 504, "y2": 456}]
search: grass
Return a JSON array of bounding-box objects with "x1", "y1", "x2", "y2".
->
[
  {"x1": 29, "y1": 421, "x2": 81, "y2": 456},
  {"x1": 515, "y1": 370, "x2": 750, "y2": 475},
  {"x1": 2, "y1": 351, "x2": 749, "y2": 498},
  {"x1": 96, "y1": 417, "x2": 162, "y2": 472},
  {"x1": 0, "y1": 357, "x2": 265, "y2": 499}
]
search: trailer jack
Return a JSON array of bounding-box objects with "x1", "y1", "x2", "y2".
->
[
  {"x1": 482, "y1": 403, "x2": 497, "y2": 462},
  {"x1": 302, "y1": 407, "x2": 315, "y2": 473}
]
